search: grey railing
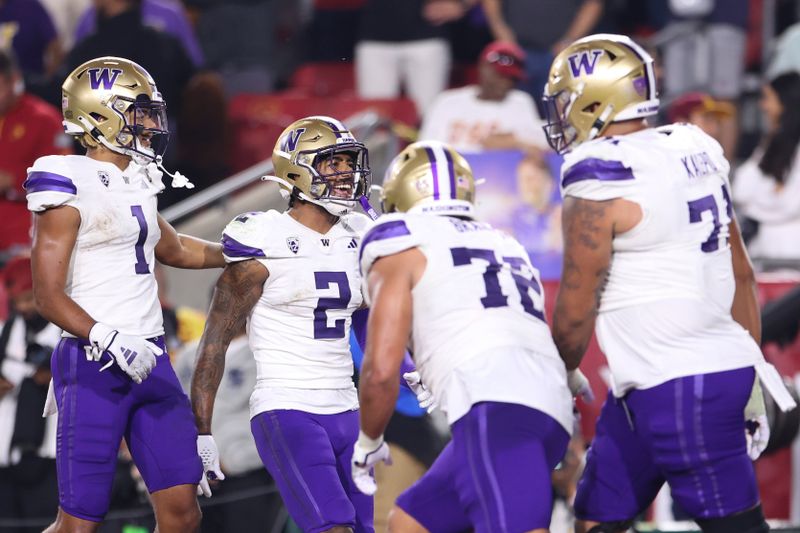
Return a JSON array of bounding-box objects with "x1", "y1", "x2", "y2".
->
[{"x1": 161, "y1": 110, "x2": 398, "y2": 225}]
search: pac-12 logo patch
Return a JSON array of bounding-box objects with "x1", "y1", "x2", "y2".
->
[{"x1": 287, "y1": 236, "x2": 300, "y2": 254}]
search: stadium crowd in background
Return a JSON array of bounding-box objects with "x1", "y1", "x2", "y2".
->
[{"x1": 2, "y1": 0, "x2": 800, "y2": 532}]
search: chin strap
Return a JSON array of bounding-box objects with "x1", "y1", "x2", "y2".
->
[
  {"x1": 359, "y1": 196, "x2": 379, "y2": 221},
  {"x1": 261, "y1": 174, "x2": 373, "y2": 218},
  {"x1": 155, "y1": 156, "x2": 194, "y2": 189},
  {"x1": 95, "y1": 133, "x2": 194, "y2": 190}
]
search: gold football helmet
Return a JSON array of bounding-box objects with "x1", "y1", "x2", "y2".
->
[
  {"x1": 381, "y1": 140, "x2": 475, "y2": 218},
  {"x1": 62, "y1": 56, "x2": 168, "y2": 163},
  {"x1": 543, "y1": 33, "x2": 659, "y2": 153},
  {"x1": 268, "y1": 116, "x2": 370, "y2": 217}
]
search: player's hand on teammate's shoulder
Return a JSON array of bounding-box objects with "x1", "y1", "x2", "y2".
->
[
  {"x1": 351, "y1": 432, "x2": 392, "y2": 496},
  {"x1": 89, "y1": 323, "x2": 164, "y2": 384}
]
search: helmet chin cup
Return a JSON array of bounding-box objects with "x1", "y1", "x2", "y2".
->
[{"x1": 301, "y1": 192, "x2": 354, "y2": 216}]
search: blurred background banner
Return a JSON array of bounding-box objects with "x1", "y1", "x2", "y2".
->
[{"x1": 465, "y1": 149, "x2": 564, "y2": 280}]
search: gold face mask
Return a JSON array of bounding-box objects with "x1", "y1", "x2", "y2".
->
[{"x1": 542, "y1": 33, "x2": 659, "y2": 154}]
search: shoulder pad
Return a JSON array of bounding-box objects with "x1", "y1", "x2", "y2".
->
[
  {"x1": 221, "y1": 211, "x2": 272, "y2": 263},
  {"x1": 560, "y1": 140, "x2": 638, "y2": 201},
  {"x1": 359, "y1": 213, "x2": 422, "y2": 275},
  {"x1": 25, "y1": 155, "x2": 79, "y2": 212},
  {"x1": 339, "y1": 211, "x2": 371, "y2": 236}
]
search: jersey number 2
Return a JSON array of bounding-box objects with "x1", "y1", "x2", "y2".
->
[
  {"x1": 451, "y1": 247, "x2": 545, "y2": 321},
  {"x1": 313, "y1": 271, "x2": 351, "y2": 339},
  {"x1": 130, "y1": 205, "x2": 150, "y2": 274}
]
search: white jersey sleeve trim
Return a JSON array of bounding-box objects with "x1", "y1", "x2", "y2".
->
[
  {"x1": 359, "y1": 216, "x2": 422, "y2": 276},
  {"x1": 221, "y1": 212, "x2": 268, "y2": 263},
  {"x1": 25, "y1": 156, "x2": 78, "y2": 212},
  {"x1": 560, "y1": 153, "x2": 636, "y2": 202}
]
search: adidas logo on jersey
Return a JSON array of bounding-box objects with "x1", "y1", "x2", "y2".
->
[
  {"x1": 287, "y1": 237, "x2": 300, "y2": 254},
  {"x1": 347, "y1": 238, "x2": 358, "y2": 249},
  {"x1": 98, "y1": 171, "x2": 109, "y2": 187}
]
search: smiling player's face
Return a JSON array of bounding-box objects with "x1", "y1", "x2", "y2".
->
[{"x1": 316, "y1": 153, "x2": 356, "y2": 199}]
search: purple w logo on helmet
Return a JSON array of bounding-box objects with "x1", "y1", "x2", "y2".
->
[
  {"x1": 87, "y1": 68, "x2": 123, "y2": 90},
  {"x1": 283, "y1": 128, "x2": 306, "y2": 152},
  {"x1": 567, "y1": 50, "x2": 603, "y2": 78}
]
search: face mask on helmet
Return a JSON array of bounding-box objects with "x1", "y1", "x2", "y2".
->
[
  {"x1": 298, "y1": 143, "x2": 371, "y2": 209},
  {"x1": 542, "y1": 88, "x2": 580, "y2": 154},
  {"x1": 111, "y1": 95, "x2": 169, "y2": 163}
]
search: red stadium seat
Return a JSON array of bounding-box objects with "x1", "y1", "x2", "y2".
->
[
  {"x1": 228, "y1": 92, "x2": 419, "y2": 172},
  {"x1": 289, "y1": 62, "x2": 356, "y2": 97}
]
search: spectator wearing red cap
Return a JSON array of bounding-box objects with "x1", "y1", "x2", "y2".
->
[
  {"x1": 668, "y1": 91, "x2": 733, "y2": 146},
  {"x1": 419, "y1": 41, "x2": 547, "y2": 154},
  {"x1": 482, "y1": 0, "x2": 603, "y2": 107},
  {"x1": 0, "y1": 254, "x2": 60, "y2": 529}
]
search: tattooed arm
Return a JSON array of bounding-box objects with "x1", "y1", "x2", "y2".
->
[
  {"x1": 191, "y1": 260, "x2": 268, "y2": 434},
  {"x1": 553, "y1": 196, "x2": 639, "y2": 370}
]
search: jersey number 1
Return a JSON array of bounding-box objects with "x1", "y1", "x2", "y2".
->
[{"x1": 131, "y1": 205, "x2": 150, "y2": 274}]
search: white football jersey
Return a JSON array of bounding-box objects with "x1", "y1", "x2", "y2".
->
[
  {"x1": 561, "y1": 124, "x2": 764, "y2": 395},
  {"x1": 221, "y1": 210, "x2": 368, "y2": 416},
  {"x1": 360, "y1": 213, "x2": 573, "y2": 432},
  {"x1": 25, "y1": 155, "x2": 163, "y2": 337}
]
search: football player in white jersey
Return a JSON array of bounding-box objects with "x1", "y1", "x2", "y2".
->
[
  {"x1": 190, "y1": 116, "x2": 376, "y2": 533},
  {"x1": 352, "y1": 140, "x2": 578, "y2": 533},
  {"x1": 545, "y1": 34, "x2": 797, "y2": 533},
  {"x1": 25, "y1": 57, "x2": 226, "y2": 532}
]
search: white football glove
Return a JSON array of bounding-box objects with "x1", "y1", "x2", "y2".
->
[
  {"x1": 403, "y1": 371, "x2": 436, "y2": 413},
  {"x1": 567, "y1": 369, "x2": 595, "y2": 403},
  {"x1": 197, "y1": 434, "x2": 225, "y2": 497},
  {"x1": 351, "y1": 432, "x2": 392, "y2": 496},
  {"x1": 745, "y1": 377, "x2": 770, "y2": 461},
  {"x1": 89, "y1": 323, "x2": 163, "y2": 384}
]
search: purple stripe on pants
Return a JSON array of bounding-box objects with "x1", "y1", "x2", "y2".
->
[
  {"x1": 251, "y1": 409, "x2": 374, "y2": 533},
  {"x1": 574, "y1": 367, "x2": 759, "y2": 523},
  {"x1": 397, "y1": 401, "x2": 568, "y2": 533},
  {"x1": 52, "y1": 337, "x2": 201, "y2": 522}
]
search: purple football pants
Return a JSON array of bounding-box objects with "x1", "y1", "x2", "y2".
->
[
  {"x1": 396, "y1": 401, "x2": 569, "y2": 533},
  {"x1": 52, "y1": 336, "x2": 202, "y2": 522},
  {"x1": 251, "y1": 409, "x2": 374, "y2": 533},
  {"x1": 575, "y1": 367, "x2": 760, "y2": 523}
]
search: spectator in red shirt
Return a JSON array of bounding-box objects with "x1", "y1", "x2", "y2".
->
[{"x1": 0, "y1": 49, "x2": 71, "y2": 260}]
